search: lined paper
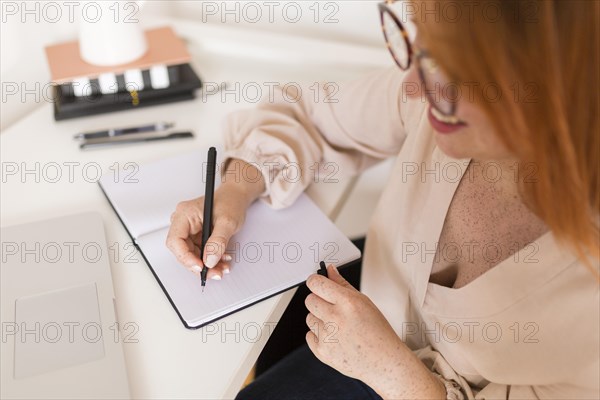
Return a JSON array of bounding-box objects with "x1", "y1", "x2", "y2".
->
[{"x1": 100, "y1": 151, "x2": 360, "y2": 328}]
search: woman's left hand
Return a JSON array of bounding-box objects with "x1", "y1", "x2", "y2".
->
[
  {"x1": 304, "y1": 264, "x2": 446, "y2": 399},
  {"x1": 304, "y1": 264, "x2": 405, "y2": 383}
]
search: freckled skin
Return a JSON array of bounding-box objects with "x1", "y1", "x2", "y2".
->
[
  {"x1": 430, "y1": 160, "x2": 549, "y2": 288},
  {"x1": 402, "y1": 46, "x2": 549, "y2": 289},
  {"x1": 303, "y1": 24, "x2": 552, "y2": 399},
  {"x1": 306, "y1": 137, "x2": 549, "y2": 397},
  {"x1": 305, "y1": 267, "x2": 447, "y2": 399}
]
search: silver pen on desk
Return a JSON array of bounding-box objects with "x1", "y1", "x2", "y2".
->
[
  {"x1": 74, "y1": 122, "x2": 175, "y2": 140},
  {"x1": 80, "y1": 131, "x2": 194, "y2": 150}
]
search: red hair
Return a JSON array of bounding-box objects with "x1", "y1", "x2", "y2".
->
[{"x1": 419, "y1": 0, "x2": 599, "y2": 268}]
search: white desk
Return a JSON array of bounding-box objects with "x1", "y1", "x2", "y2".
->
[{"x1": 0, "y1": 17, "x2": 389, "y2": 399}]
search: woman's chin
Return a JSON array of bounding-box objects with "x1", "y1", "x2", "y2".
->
[{"x1": 433, "y1": 131, "x2": 471, "y2": 159}]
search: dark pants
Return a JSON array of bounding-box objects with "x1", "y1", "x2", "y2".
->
[
  {"x1": 235, "y1": 344, "x2": 382, "y2": 400},
  {"x1": 236, "y1": 238, "x2": 382, "y2": 399}
]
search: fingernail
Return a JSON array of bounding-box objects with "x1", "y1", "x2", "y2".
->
[
  {"x1": 211, "y1": 274, "x2": 222, "y2": 280},
  {"x1": 191, "y1": 265, "x2": 202, "y2": 273},
  {"x1": 223, "y1": 254, "x2": 233, "y2": 261},
  {"x1": 223, "y1": 268, "x2": 230, "y2": 274},
  {"x1": 206, "y1": 254, "x2": 220, "y2": 268}
]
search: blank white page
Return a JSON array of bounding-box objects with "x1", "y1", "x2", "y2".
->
[
  {"x1": 98, "y1": 150, "x2": 221, "y2": 239},
  {"x1": 136, "y1": 195, "x2": 361, "y2": 328}
]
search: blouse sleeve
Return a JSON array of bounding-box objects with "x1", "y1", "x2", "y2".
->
[
  {"x1": 220, "y1": 67, "x2": 411, "y2": 209},
  {"x1": 414, "y1": 346, "x2": 600, "y2": 400}
]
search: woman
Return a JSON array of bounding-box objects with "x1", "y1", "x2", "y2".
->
[{"x1": 166, "y1": 0, "x2": 599, "y2": 398}]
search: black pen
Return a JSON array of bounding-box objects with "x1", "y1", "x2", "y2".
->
[
  {"x1": 74, "y1": 121, "x2": 175, "y2": 140},
  {"x1": 318, "y1": 261, "x2": 329, "y2": 277},
  {"x1": 200, "y1": 147, "x2": 217, "y2": 292}
]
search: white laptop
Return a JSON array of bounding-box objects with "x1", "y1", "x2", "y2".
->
[{"x1": 0, "y1": 213, "x2": 130, "y2": 399}]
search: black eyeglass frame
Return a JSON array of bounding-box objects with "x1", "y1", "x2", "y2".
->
[{"x1": 378, "y1": 1, "x2": 458, "y2": 117}]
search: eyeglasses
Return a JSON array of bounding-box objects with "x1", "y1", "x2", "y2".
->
[{"x1": 378, "y1": 0, "x2": 457, "y2": 117}]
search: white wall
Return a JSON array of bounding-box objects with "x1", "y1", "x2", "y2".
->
[
  {"x1": 1, "y1": 1, "x2": 384, "y2": 131},
  {"x1": 1, "y1": 0, "x2": 79, "y2": 130},
  {"x1": 155, "y1": 1, "x2": 382, "y2": 47}
]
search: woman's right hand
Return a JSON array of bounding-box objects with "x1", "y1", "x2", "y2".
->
[{"x1": 166, "y1": 160, "x2": 266, "y2": 280}]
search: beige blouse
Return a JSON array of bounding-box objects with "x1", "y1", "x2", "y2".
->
[{"x1": 221, "y1": 67, "x2": 600, "y2": 399}]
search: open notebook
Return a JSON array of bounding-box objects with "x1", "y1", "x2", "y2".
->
[{"x1": 99, "y1": 151, "x2": 361, "y2": 329}]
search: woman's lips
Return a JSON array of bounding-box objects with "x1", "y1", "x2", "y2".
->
[{"x1": 427, "y1": 107, "x2": 466, "y2": 134}]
